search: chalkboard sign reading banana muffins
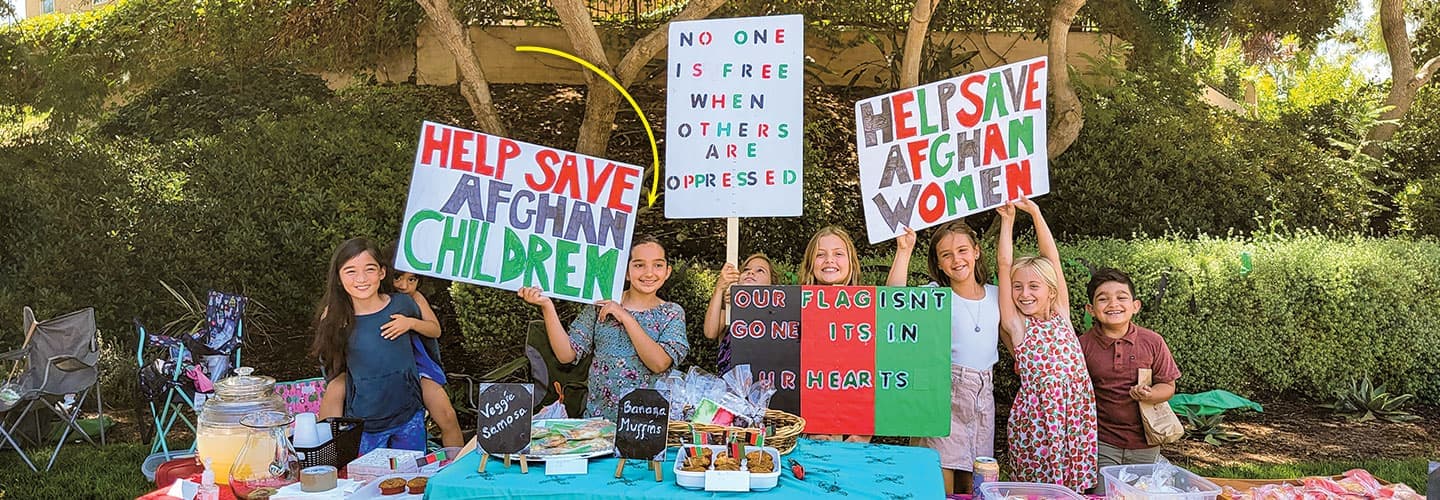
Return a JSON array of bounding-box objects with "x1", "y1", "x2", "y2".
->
[{"x1": 614, "y1": 388, "x2": 670, "y2": 481}]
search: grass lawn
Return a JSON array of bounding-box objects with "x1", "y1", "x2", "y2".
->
[
  {"x1": 1188, "y1": 458, "x2": 1432, "y2": 492},
  {"x1": 0, "y1": 442, "x2": 157, "y2": 499}
]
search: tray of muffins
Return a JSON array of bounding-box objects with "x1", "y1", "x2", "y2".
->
[
  {"x1": 673, "y1": 444, "x2": 781, "y2": 491},
  {"x1": 350, "y1": 472, "x2": 431, "y2": 499}
]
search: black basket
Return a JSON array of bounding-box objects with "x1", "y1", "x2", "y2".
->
[{"x1": 295, "y1": 417, "x2": 363, "y2": 470}]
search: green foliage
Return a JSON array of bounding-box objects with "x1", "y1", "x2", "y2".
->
[
  {"x1": 1180, "y1": 410, "x2": 1244, "y2": 445},
  {"x1": 1321, "y1": 377, "x2": 1420, "y2": 423},
  {"x1": 1048, "y1": 51, "x2": 1379, "y2": 237},
  {"x1": 834, "y1": 30, "x2": 979, "y2": 90},
  {"x1": 1395, "y1": 176, "x2": 1440, "y2": 237},
  {"x1": 1058, "y1": 235, "x2": 1440, "y2": 403}
]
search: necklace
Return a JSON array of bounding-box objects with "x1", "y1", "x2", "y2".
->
[{"x1": 956, "y1": 292, "x2": 983, "y2": 333}]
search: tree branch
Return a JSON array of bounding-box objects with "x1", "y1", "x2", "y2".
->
[
  {"x1": 1046, "y1": 0, "x2": 1087, "y2": 160},
  {"x1": 1364, "y1": 0, "x2": 1436, "y2": 156},
  {"x1": 899, "y1": 0, "x2": 942, "y2": 89},
  {"x1": 415, "y1": 0, "x2": 506, "y2": 135}
]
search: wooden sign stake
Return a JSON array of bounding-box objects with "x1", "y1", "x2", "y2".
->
[
  {"x1": 478, "y1": 453, "x2": 489, "y2": 473},
  {"x1": 518, "y1": 454, "x2": 529, "y2": 474},
  {"x1": 614, "y1": 459, "x2": 627, "y2": 478},
  {"x1": 651, "y1": 459, "x2": 663, "y2": 482},
  {"x1": 504, "y1": 454, "x2": 512, "y2": 469}
]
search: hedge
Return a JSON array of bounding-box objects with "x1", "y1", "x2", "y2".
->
[{"x1": 451, "y1": 233, "x2": 1440, "y2": 404}]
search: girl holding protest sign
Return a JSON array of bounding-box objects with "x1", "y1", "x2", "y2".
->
[
  {"x1": 519, "y1": 236, "x2": 689, "y2": 421},
  {"x1": 310, "y1": 238, "x2": 429, "y2": 453},
  {"x1": 886, "y1": 221, "x2": 1004, "y2": 495},
  {"x1": 704, "y1": 253, "x2": 778, "y2": 374},
  {"x1": 996, "y1": 198, "x2": 1097, "y2": 491},
  {"x1": 317, "y1": 245, "x2": 463, "y2": 448},
  {"x1": 799, "y1": 226, "x2": 872, "y2": 443}
]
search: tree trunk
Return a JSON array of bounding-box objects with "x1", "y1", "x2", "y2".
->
[
  {"x1": 552, "y1": 0, "x2": 729, "y2": 157},
  {"x1": 1364, "y1": 0, "x2": 1440, "y2": 158},
  {"x1": 1047, "y1": 0, "x2": 1087, "y2": 160},
  {"x1": 415, "y1": 0, "x2": 506, "y2": 135},
  {"x1": 900, "y1": 0, "x2": 942, "y2": 89}
]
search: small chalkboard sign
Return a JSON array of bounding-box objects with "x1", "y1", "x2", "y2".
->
[
  {"x1": 475, "y1": 383, "x2": 534, "y2": 473},
  {"x1": 614, "y1": 388, "x2": 669, "y2": 481}
]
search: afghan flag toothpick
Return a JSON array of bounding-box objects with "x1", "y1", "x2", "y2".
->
[{"x1": 690, "y1": 423, "x2": 700, "y2": 445}]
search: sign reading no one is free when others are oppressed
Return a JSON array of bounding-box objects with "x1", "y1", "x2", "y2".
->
[
  {"x1": 397, "y1": 121, "x2": 643, "y2": 304},
  {"x1": 856, "y1": 57, "x2": 1050, "y2": 243},
  {"x1": 665, "y1": 14, "x2": 804, "y2": 218}
]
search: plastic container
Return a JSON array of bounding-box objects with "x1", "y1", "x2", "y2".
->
[
  {"x1": 1101, "y1": 464, "x2": 1222, "y2": 500},
  {"x1": 294, "y1": 417, "x2": 363, "y2": 471},
  {"x1": 672, "y1": 444, "x2": 781, "y2": 492},
  {"x1": 196, "y1": 367, "x2": 288, "y2": 485},
  {"x1": 978, "y1": 481, "x2": 1087, "y2": 500}
]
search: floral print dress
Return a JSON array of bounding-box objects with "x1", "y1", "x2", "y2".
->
[
  {"x1": 568, "y1": 301, "x2": 688, "y2": 421},
  {"x1": 1007, "y1": 312, "x2": 1098, "y2": 491}
]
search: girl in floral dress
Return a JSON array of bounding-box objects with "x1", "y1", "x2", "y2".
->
[
  {"x1": 995, "y1": 198, "x2": 1097, "y2": 492},
  {"x1": 519, "y1": 236, "x2": 688, "y2": 421}
]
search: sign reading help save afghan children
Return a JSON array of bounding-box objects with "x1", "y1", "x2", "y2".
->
[
  {"x1": 665, "y1": 14, "x2": 804, "y2": 218},
  {"x1": 728, "y1": 286, "x2": 952, "y2": 436},
  {"x1": 855, "y1": 57, "x2": 1049, "y2": 244},
  {"x1": 399, "y1": 121, "x2": 643, "y2": 303}
]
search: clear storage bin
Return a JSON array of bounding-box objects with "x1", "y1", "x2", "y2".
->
[
  {"x1": 1101, "y1": 463, "x2": 1222, "y2": 500},
  {"x1": 978, "y1": 481, "x2": 1086, "y2": 500}
]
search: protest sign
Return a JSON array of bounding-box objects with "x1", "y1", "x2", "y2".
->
[
  {"x1": 398, "y1": 121, "x2": 643, "y2": 303},
  {"x1": 855, "y1": 57, "x2": 1049, "y2": 243},
  {"x1": 665, "y1": 15, "x2": 804, "y2": 218},
  {"x1": 728, "y1": 286, "x2": 951, "y2": 436},
  {"x1": 475, "y1": 383, "x2": 534, "y2": 455}
]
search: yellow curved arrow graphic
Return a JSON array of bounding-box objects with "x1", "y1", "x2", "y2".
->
[{"x1": 514, "y1": 45, "x2": 661, "y2": 207}]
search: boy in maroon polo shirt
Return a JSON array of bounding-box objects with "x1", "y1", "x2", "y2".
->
[{"x1": 1079, "y1": 268, "x2": 1181, "y2": 489}]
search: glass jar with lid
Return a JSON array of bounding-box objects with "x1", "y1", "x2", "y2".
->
[{"x1": 196, "y1": 366, "x2": 288, "y2": 485}]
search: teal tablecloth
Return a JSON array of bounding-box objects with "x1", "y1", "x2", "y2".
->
[{"x1": 424, "y1": 438, "x2": 943, "y2": 499}]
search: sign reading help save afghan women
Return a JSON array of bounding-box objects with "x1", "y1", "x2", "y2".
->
[{"x1": 855, "y1": 57, "x2": 1049, "y2": 244}]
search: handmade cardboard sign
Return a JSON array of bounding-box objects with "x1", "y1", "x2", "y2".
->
[
  {"x1": 398, "y1": 121, "x2": 643, "y2": 303},
  {"x1": 474, "y1": 383, "x2": 534, "y2": 455},
  {"x1": 665, "y1": 14, "x2": 805, "y2": 218},
  {"x1": 615, "y1": 389, "x2": 670, "y2": 460},
  {"x1": 728, "y1": 286, "x2": 952, "y2": 436},
  {"x1": 855, "y1": 57, "x2": 1049, "y2": 243}
]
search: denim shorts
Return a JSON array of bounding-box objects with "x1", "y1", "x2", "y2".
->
[{"x1": 358, "y1": 409, "x2": 427, "y2": 455}]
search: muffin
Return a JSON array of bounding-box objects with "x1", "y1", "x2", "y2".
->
[
  {"x1": 712, "y1": 452, "x2": 741, "y2": 471},
  {"x1": 407, "y1": 477, "x2": 428, "y2": 494},
  {"x1": 378, "y1": 477, "x2": 407, "y2": 495},
  {"x1": 746, "y1": 450, "x2": 774, "y2": 473}
]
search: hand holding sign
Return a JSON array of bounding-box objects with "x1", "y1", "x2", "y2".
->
[
  {"x1": 474, "y1": 383, "x2": 534, "y2": 473},
  {"x1": 614, "y1": 388, "x2": 670, "y2": 482}
]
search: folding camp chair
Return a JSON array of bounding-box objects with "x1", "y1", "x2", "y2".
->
[
  {"x1": 135, "y1": 290, "x2": 248, "y2": 457},
  {"x1": 135, "y1": 319, "x2": 202, "y2": 457},
  {"x1": 0, "y1": 307, "x2": 105, "y2": 472}
]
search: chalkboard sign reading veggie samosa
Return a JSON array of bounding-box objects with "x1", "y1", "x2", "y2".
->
[{"x1": 475, "y1": 383, "x2": 534, "y2": 473}]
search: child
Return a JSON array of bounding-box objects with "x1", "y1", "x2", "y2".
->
[
  {"x1": 518, "y1": 235, "x2": 689, "y2": 421},
  {"x1": 315, "y1": 247, "x2": 463, "y2": 448},
  {"x1": 800, "y1": 226, "x2": 871, "y2": 443},
  {"x1": 887, "y1": 222, "x2": 1003, "y2": 495},
  {"x1": 996, "y1": 198, "x2": 1097, "y2": 492},
  {"x1": 703, "y1": 253, "x2": 777, "y2": 374},
  {"x1": 310, "y1": 238, "x2": 429, "y2": 453},
  {"x1": 1079, "y1": 268, "x2": 1181, "y2": 488}
]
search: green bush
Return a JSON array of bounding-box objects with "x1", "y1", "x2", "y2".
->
[
  {"x1": 1395, "y1": 177, "x2": 1440, "y2": 237},
  {"x1": 449, "y1": 234, "x2": 1440, "y2": 403}
]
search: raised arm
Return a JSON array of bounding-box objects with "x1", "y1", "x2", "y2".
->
[
  {"x1": 519, "y1": 287, "x2": 577, "y2": 364},
  {"x1": 885, "y1": 226, "x2": 917, "y2": 286},
  {"x1": 703, "y1": 264, "x2": 740, "y2": 340},
  {"x1": 995, "y1": 203, "x2": 1027, "y2": 347},
  {"x1": 1017, "y1": 198, "x2": 1068, "y2": 314}
]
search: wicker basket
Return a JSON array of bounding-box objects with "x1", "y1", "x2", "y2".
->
[{"x1": 666, "y1": 409, "x2": 805, "y2": 455}]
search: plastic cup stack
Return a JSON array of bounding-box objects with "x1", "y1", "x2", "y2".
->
[{"x1": 293, "y1": 412, "x2": 320, "y2": 449}]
